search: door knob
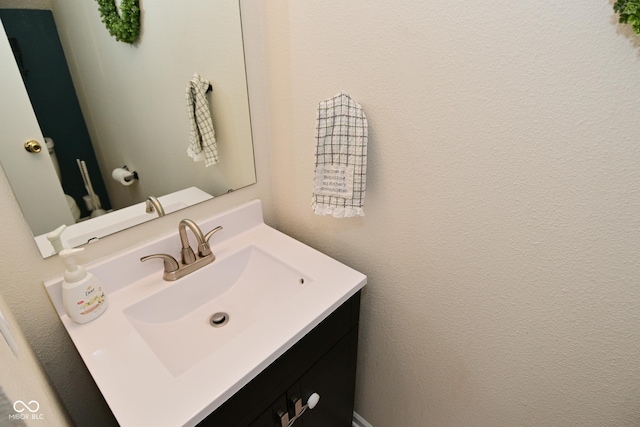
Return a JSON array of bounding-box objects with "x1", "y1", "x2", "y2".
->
[{"x1": 24, "y1": 139, "x2": 42, "y2": 153}]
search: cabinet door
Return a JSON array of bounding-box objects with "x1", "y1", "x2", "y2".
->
[{"x1": 298, "y1": 329, "x2": 358, "y2": 427}]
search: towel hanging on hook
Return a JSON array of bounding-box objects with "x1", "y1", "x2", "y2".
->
[
  {"x1": 186, "y1": 73, "x2": 218, "y2": 166},
  {"x1": 312, "y1": 91, "x2": 368, "y2": 217}
]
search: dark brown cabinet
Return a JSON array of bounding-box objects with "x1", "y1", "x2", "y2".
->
[{"x1": 198, "y1": 291, "x2": 361, "y2": 427}]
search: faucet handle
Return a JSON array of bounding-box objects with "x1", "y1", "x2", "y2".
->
[
  {"x1": 199, "y1": 226, "x2": 223, "y2": 257},
  {"x1": 140, "y1": 253, "x2": 179, "y2": 273}
]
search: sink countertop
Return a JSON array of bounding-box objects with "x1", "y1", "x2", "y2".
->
[{"x1": 44, "y1": 200, "x2": 366, "y2": 427}]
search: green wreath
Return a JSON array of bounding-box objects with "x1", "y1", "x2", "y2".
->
[
  {"x1": 614, "y1": 0, "x2": 640, "y2": 35},
  {"x1": 95, "y1": 0, "x2": 140, "y2": 44}
]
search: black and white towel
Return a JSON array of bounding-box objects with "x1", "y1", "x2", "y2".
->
[
  {"x1": 186, "y1": 73, "x2": 218, "y2": 167},
  {"x1": 313, "y1": 91, "x2": 368, "y2": 217}
]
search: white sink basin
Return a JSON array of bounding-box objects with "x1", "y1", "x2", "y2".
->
[
  {"x1": 124, "y1": 245, "x2": 312, "y2": 376},
  {"x1": 44, "y1": 200, "x2": 365, "y2": 427}
]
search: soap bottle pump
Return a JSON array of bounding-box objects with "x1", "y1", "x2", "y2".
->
[
  {"x1": 46, "y1": 224, "x2": 67, "y2": 254},
  {"x1": 60, "y1": 248, "x2": 108, "y2": 324}
]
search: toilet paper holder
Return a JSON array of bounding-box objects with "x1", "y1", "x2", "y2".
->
[
  {"x1": 111, "y1": 165, "x2": 139, "y2": 186},
  {"x1": 120, "y1": 165, "x2": 139, "y2": 182}
]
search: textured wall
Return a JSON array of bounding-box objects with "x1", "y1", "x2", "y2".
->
[
  {"x1": 260, "y1": 1, "x2": 640, "y2": 426},
  {"x1": 0, "y1": 216, "x2": 71, "y2": 426}
]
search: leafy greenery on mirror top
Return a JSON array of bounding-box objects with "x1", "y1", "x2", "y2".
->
[
  {"x1": 614, "y1": 0, "x2": 640, "y2": 35},
  {"x1": 95, "y1": 0, "x2": 140, "y2": 44}
]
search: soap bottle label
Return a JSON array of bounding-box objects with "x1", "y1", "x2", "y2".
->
[{"x1": 76, "y1": 285, "x2": 106, "y2": 316}]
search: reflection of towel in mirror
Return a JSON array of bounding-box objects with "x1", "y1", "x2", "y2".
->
[
  {"x1": 186, "y1": 73, "x2": 218, "y2": 166},
  {"x1": 313, "y1": 91, "x2": 368, "y2": 217}
]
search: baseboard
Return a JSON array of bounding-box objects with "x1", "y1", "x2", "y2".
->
[{"x1": 352, "y1": 411, "x2": 374, "y2": 427}]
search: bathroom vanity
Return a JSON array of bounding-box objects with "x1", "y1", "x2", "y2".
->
[
  {"x1": 200, "y1": 291, "x2": 360, "y2": 426},
  {"x1": 44, "y1": 200, "x2": 366, "y2": 426}
]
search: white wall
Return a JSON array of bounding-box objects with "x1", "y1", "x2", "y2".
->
[{"x1": 260, "y1": 1, "x2": 640, "y2": 426}]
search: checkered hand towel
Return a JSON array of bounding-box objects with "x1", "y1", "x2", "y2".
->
[
  {"x1": 186, "y1": 73, "x2": 218, "y2": 167},
  {"x1": 313, "y1": 91, "x2": 368, "y2": 217}
]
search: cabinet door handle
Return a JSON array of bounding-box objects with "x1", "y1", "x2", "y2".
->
[
  {"x1": 285, "y1": 393, "x2": 320, "y2": 427},
  {"x1": 291, "y1": 397, "x2": 303, "y2": 417},
  {"x1": 277, "y1": 409, "x2": 290, "y2": 427}
]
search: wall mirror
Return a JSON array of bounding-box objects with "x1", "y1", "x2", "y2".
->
[{"x1": 0, "y1": 0, "x2": 256, "y2": 258}]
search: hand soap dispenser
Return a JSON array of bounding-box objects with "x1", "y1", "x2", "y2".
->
[{"x1": 60, "y1": 248, "x2": 108, "y2": 324}]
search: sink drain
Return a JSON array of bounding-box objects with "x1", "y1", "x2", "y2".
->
[{"x1": 209, "y1": 312, "x2": 229, "y2": 328}]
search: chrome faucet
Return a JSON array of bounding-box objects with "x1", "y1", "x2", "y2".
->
[
  {"x1": 140, "y1": 219, "x2": 223, "y2": 281},
  {"x1": 145, "y1": 196, "x2": 165, "y2": 217}
]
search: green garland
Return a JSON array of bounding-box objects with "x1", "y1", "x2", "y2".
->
[
  {"x1": 95, "y1": 0, "x2": 140, "y2": 44},
  {"x1": 614, "y1": 0, "x2": 640, "y2": 35}
]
